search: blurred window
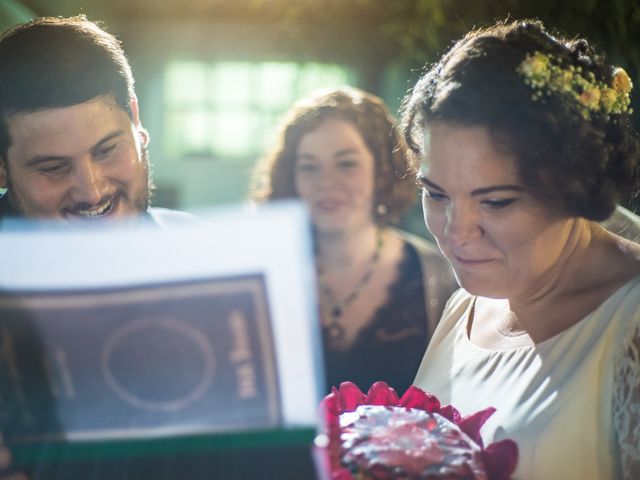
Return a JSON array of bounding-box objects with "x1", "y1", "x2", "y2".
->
[{"x1": 164, "y1": 61, "x2": 354, "y2": 159}]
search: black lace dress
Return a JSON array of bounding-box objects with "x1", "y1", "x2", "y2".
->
[{"x1": 322, "y1": 241, "x2": 429, "y2": 396}]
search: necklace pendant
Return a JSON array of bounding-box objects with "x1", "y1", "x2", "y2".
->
[{"x1": 325, "y1": 322, "x2": 345, "y2": 342}]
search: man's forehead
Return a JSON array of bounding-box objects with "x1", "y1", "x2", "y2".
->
[{"x1": 6, "y1": 96, "x2": 130, "y2": 161}]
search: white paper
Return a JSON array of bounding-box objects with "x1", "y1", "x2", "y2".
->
[{"x1": 0, "y1": 200, "x2": 323, "y2": 433}]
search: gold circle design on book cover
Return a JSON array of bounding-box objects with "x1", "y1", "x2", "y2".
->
[{"x1": 101, "y1": 316, "x2": 216, "y2": 412}]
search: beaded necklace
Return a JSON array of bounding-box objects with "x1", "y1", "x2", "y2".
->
[{"x1": 317, "y1": 231, "x2": 384, "y2": 344}]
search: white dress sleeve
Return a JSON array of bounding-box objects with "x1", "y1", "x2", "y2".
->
[{"x1": 613, "y1": 321, "x2": 640, "y2": 479}]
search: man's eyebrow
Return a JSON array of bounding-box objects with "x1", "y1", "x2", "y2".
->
[
  {"x1": 418, "y1": 175, "x2": 523, "y2": 195},
  {"x1": 25, "y1": 130, "x2": 126, "y2": 167},
  {"x1": 25, "y1": 154, "x2": 70, "y2": 167},
  {"x1": 90, "y1": 130, "x2": 125, "y2": 152}
]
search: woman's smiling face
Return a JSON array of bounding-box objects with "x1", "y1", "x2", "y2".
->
[
  {"x1": 419, "y1": 122, "x2": 573, "y2": 299},
  {"x1": 294, "y1": 118, "x2": 376, "y2": 234}
]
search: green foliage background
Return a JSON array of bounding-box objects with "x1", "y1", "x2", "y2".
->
[{"x1": 240, "y1": 0, "x2": 640, "y2": 128}]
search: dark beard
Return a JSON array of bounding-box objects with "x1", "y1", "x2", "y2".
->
[{"x1": 142, "y1": 145, "x2": 155, "y2": 210}]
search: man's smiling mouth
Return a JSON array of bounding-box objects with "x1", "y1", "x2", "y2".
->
[{"x1": 65, "y1": 196, "x2": 117, "y2": 219}]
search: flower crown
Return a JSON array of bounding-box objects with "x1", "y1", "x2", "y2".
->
[{"x1": 517, "y1": 51, "x2": 633, "y2": 120}]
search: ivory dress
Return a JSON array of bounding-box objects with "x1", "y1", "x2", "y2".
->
[{"x1": 413, "y1": 276, "x2": 640, "y2": 479}]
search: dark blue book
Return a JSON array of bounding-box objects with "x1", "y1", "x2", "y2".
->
[{"x1": 0, "y1": 274, "x2": 281, "y2": 443}]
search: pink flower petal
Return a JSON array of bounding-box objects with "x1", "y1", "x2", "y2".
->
[
  {"x1": 398, "y1": 385, "x2": 441, "y2": 412},
  {"x1": 331, "y1": 468, "x2": 354, "y2": 480},
  {"x1": 459, "y1": 407, "x2": 496, "y2": 447},
  {"x1": 482, "y1": 439, "x2": 519, "y2": 480},
  {"x1": 366, "y1": 381, "x2": 400, "y2": 405},
  {"x1": 437, "y1": 404, "x2": 461, "y2": 424},
  {"x1": 323, "y1": 388, "x2": 341, "y2": 415},
  {"x1": 337, "y1": 381, "x2": 366, "y2": 412}
]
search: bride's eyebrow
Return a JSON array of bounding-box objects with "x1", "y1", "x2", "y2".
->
[
  {"x1": 471, "y1": 185, "x2": 523, "y2": 196},
  {"x1": 418, "y1": 174, "x2": 523, "y2": 195},
  {"x1": 418, "y1": 176, "x2": 444, "y2": 192}
]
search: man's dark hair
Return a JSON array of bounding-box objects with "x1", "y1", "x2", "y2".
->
[{"x1": 0, "y1": 15, "x2": 135, "y2": 160}]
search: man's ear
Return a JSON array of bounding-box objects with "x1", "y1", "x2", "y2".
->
[
  {"x1": 0, "y1": 158, "x2": 7, "y2": 189},
  {"x1": 129, "y1": 94, "x2": 141, "y2": 126},
  {"x1": 129, "y1": 94, "x2": 150, "y2": 148}
]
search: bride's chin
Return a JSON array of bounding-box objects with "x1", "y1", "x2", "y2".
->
[{"x1": 456, "y1": 276, "x2": 506, "y2": 298}]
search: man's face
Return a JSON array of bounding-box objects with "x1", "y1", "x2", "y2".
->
[{"x1": 0, "y1": 95, "x2": 150, "y2": 221}]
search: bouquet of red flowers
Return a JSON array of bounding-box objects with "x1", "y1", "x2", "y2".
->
[{"x1": 315, "y1": 382, "x2": 518, "y2": 480}]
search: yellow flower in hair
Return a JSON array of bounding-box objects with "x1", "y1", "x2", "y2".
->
[
  {"x1": 518, "y1": 51, "x2": 633, "y2": 119},
  {"x1": 579, "y1": 87, "x2": 601, "y2": 110},
  {"x1": 529, "y1": 52, "x2": 550, "y2": 73},
  {"x1": 600, "y1": 87, "x2": 618, "y2": 111},
  {"x1": 518, "y1": 52, "x2": 551, "y2": 86},
  {"x1": 550, "y1": 70, "x2": 573, "y2": 92},
  {"x1": 612, "y1": 68, "x2": 633, "y2": 94}
]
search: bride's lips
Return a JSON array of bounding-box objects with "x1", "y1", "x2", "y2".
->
[{"x1": 451, "y1": 254, "x2": 497, "y2": 265}]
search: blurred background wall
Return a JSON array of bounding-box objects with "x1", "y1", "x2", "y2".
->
[{"x1": 2, "y1": 0, "x2": 639, "y2": 220}]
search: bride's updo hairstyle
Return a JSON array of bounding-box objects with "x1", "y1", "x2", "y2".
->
[{"x1": 402, "y1": 19, "x2": 640, "y2": 221}]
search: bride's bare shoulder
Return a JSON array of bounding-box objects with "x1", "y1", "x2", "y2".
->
[
  {"x1": 616, "y1": 234, "x2": 640, "y2": 259},
  {"x1": 609, "y1": 233, "x2": 640, "y2": 279}
]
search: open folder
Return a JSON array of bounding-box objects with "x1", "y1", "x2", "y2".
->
[{"x1": 0, "y1": 202, "x2": 324, "y2": 449}]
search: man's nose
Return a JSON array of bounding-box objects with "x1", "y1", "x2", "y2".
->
[
  {"x1": 70, "y1": 158, "x2": 106, "y2": 205},
  {"x1": 445, "y1": 203, "x2": 483, "y2": 244}
]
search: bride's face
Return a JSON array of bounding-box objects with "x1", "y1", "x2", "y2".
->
[{"x1": 419, "y1": 122, "x2": 573, "y2": 299}]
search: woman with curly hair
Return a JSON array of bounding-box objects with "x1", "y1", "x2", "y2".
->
[
  {"x1": 403, "y1": 20, "x2": 640, "y2": 478},
  {"x1": 252, "y1": 87, "x2": 457, "y2": 395}
]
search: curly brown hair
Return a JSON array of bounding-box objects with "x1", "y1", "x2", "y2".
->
[
  {"x1": 251, "y1": 87, "x2": 417, "y2": 225},
  {"x1": 401, "y1": 19, "x2": 640, "y2": 221}
]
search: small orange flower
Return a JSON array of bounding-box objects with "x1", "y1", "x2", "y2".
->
[
  {"x1": 579, "y1": 87, "x2": 601, "y2": 109},
  {"x1": 612, "y1": 68, "x2": 633, "y2": 94}
]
